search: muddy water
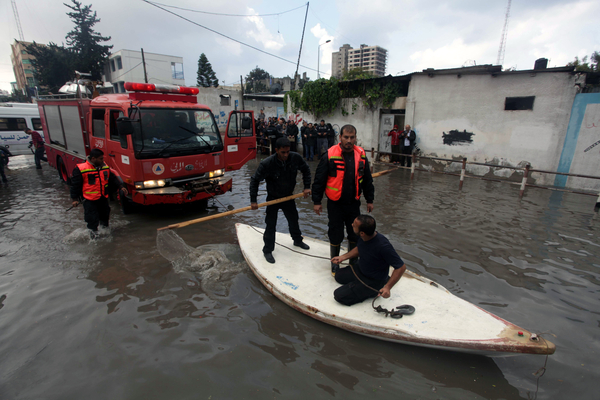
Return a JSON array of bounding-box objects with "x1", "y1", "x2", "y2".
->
[{"x1": 0, "y1": 155, "x2": 598, "y2": 399}]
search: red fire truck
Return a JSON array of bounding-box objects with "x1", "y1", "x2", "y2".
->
[{"x1": 37, "y1": 82, "x2": 256, "y2": 211}]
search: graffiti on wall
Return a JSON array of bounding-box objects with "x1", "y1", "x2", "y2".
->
[
  {"x1": 213, "y1": 111, "x2": 228, "y2": 128},
  {"x1": 442, "y1": 129, "x2": 474, "y2": 145},
  {"x1": 287, "y1": 113, "x2": 304, "y2": 125}
]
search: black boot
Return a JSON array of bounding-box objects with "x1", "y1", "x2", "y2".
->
[
  {"x1": 330, "y1": 244, "x2": 340, "y2": 276},
  {"x1": 348, "y1": 241, "x2": 357, "y2": 267}
]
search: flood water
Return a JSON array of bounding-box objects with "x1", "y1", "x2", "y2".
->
[{"x1": 0, "y1": 154, "x2": 598, "y2": 399}]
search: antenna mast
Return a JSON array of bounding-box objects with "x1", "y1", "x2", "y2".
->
[
  {"x1": 496, "y1": 0, "x2": 511, "y2": 66},
  {"x1": 11, "y1": 0, "x2": 25, "y2": 41}
]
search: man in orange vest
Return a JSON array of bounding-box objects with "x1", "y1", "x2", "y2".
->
[
  {"x1": 70, "y1": 148, "x2": 128, "y2": 239},
  {"x1": 312, "y1": 124, "x2": 375, "y2": 275}
]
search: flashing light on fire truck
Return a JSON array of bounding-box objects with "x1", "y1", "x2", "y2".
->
[
  {"x1": 208, "y1": 169, "x2": 224, "y2": 178},
  {"x1": 124, "y1": 82, "x2": 200, "y2": 95},
  {"x1": 135, "y1": 180, "x2": 166, "y2": 190}
]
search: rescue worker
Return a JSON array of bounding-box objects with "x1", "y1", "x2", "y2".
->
[
  {"x1": 24, "y1": 128, "x2": 47, "y2": 169},
  {"x1": 250, "y1": 137, "x2": 312, "y2": 264},
  {"x1": 70, "y1": 148, "x2": 128, "y2": 239},
  {"x1": 312, "y1": 124, "x2": 375, "y2": 275}
]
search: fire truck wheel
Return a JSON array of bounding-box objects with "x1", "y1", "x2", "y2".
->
[{"x1": 57, "y1": 157, "x2": 70, "y2": 185}]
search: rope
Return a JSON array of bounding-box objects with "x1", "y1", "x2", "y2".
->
[{"x1": 531, "y1": 334, "x2": 550, "y2": 400}]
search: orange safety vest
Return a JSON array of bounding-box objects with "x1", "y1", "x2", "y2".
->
[
  {"x1": 325, "y1": 144, "x2": 367, "y2": 201},
  {"x1": 77, "y1": 160, "x2": 110, "y2": 201}
]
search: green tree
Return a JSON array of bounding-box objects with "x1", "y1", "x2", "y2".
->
[
  {"x1": 245, "y1": 66, "x2": 271, "y2": 93},
  {"x1": 196, "y1": 53, "x2": 219, "y2": 87},
  {"x1": 25, "y1": 42, "x2": 76, "y2": 92},
  {"x1": 567, "y1": 51, "x2": 599, "y2": 72},
  {"x1": 64, "y1": 0, "x2": 112, "y2": 79},
  {"x1": 341, "y1": 67, "x2": 374, "y2": 81}
]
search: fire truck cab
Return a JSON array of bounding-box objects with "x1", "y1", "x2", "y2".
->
[{"x1": 38, "y1": 82, "x2": 256, "y2": 210}]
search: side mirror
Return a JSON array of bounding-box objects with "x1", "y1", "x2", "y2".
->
[
  {"x1": 116, "y1": 117, "x2": 134, "y2": 136},
  {"x1": 241, "y1": 116, "x2": 252, "y2": 130}
]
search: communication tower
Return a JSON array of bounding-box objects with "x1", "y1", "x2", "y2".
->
[
  {"x1": 496, "y1": 0, "x2": 512, "y2": 66},
  {"x1": 11, "y1": 0, "x2": 25, "y2": 41}
]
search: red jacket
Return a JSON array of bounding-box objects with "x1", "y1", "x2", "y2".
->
[{"x1": 388, "y1": 129, "x2": 401, "y2": 146}]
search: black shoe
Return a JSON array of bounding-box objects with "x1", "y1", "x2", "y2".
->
[
  {"x1": 293, "y1": 240, "x2": 309, "y2": 250},
  {"x1": 264, "y1": 252, "x2": 275, "y2": 264}
]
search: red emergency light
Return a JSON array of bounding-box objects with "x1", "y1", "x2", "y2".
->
[{"x1": 124, "y1": 82, "x2": 200, "y2": 95}]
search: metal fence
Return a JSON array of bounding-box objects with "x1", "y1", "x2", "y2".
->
[{"x1": 371, "y1": 149, "x2": 600, "y2": 210}]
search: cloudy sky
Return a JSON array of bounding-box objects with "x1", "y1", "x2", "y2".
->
[{"x1": 1, "y1": 0, "x2": 598, "y2": 92}]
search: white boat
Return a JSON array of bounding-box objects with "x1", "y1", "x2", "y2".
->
[{"x1": 235, "y1": 223, "x2": 556, "y2": 357}]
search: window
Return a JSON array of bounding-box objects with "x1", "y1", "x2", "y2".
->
[
  {"x1": 109, "y1": 109, "x2": 125, "y2": 143},
  {"x1": 220, "y1": 95, "x2": 231, "y2": 106},
  {"x1": 22, "y1": 59, "x2": 31, "y2": 64},
  {"x1": 171, "y1": 62, "x2": 184, "y2": 80},
  {"x1": 91, "y1": 109, "x2": 105, "y2": 138},
  {"x1": 32, "y1": 118, "x2": 42, "y2": 130},
  {"x1": 116, "y1": 57, "x2": 122, "y2": 70},
  {"x1": 110, "y1": 59, "x2": 115, "y2": 72},
  {"x1": 227, "y1": 112, "x2": 253, "y2": 138},
  {"x1": 505, "y1": 96, "x2": 535, "y2": 111},
  {"x1": 0, "y1": 118, "x2": 27, "y2": 131}
]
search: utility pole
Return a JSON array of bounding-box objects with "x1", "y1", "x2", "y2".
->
[
  {"x1": 141, "y1": 48, "x2": 148, "y2": 83},
  {"x1": 240, "y1": 75, "x2": 245, "y2": 110},
  {"x1": 293, "y1": 2, "x2": 309, "y2": 90}
]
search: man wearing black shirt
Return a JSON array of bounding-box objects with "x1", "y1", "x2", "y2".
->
[
  {"x1": 331, "y1": 215, "x2": 406, "y2": 305},
  {"x1": 316, "y1": 120, "x2": 329, "y2": 159},
  {"x1": 250, "y1": 138, "x2": 312, "y2": 264},
  {"x1": 312, "y1": 125, "x2": 375, "y2": 275}
]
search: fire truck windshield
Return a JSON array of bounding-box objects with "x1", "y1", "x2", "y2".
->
[{"x1": 131, "y1": 109, "x2": 223, "y2": 158}]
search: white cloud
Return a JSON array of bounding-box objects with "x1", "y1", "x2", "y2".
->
[
  {"x1": 310, "y1": 23, "x2": 335, "y2": 75},
  {"x1": 244, "y1": 8, "x2": 285, "y2": 51},
  {"x1": 410, "y1": 39, "x2": 492, "y2": 71}
]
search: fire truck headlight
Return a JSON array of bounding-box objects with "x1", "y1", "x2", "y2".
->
[
  {"x1": 135, "y1": 180, "x2": 166, "y2": 189},
  {"x1": 208, "y1": 169, "x2": 224, "y2": 178}
]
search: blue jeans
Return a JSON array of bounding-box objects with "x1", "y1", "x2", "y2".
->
[
  {"x1": 305, "y1": 145, "x2": 314, "y2": 160},
  {"x1": 317, "y1": 138, "x2": 328, "y2": 158}
]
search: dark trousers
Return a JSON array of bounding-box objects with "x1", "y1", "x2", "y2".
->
[
  {"x1": 263, "y1": 199, "x2": 303, "y2": 253},
  {"x1": 289, "y1": 141, "x2": 297, "y2": 153},
  {"x1": 316, "y1": 138, "x2": 328, "y2": 159},
  {"x1": 0, "y1": 161, "x2": 6, "y2": 182},
  {"x1": 333, "y1": 264, "x2": 387, "y2": 306},
  {"x1": 83, "y1": 197, "x2": 111, "y2": 231},
  {"x1": 400, "y1": 147, "x2": 412, "y2": 167},
  {"x1": 305, "y1": 144, "x2": 314, "y2": 160},
  {"x1": 34, "y1": 147, "x2": 47, "y2": 169},
  {"x1": 327, "y1": 199, "x2": 360, "y2": 246},
  {"x1": 391, "y1": 144, "x2": 400, "y2": 163},
  {"x1": 328, "y1": 136, "x2": 335, "y2": 148}
]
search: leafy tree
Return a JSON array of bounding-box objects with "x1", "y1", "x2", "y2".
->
[
  {"x1": 25, "y1": 42, "x2": 76, "y2": 92},
  {"x1": 64, "y1": 0, "x2": 112, "y2": 80},
  {"x1": 245, "y1": 66, "x2": 271, "y2": 93},
  {"x1": 196, "y1": 53, "x2": 219, "y2": 87},
  {"x1": 341, "y1": 67, "x2": 374, "y2": 81},
  {"x1": 567, "y1": 51, "x2": 599, "y2": 72}
]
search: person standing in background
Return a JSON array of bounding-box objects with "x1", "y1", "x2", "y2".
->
[
  {"x1": 388, "y1": 125, "x2": 402, "y2": 164},
  {"x1": 400, "y1": 125, "x2": 416, "y2": 168},
  {"x1": 316, "y1": 120, "x2": 328, "y2": 159},
  {"x1": 286, "y1": 120, "x2": 299, "y2": 153},
  {"x1": 24, "y1": 128, "x2": 47, "y2": 169}
]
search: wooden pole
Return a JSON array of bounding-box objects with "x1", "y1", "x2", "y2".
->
[
  {"x1": 240, "y1": 75, "x2": 245, "y2": 110},
  {"x1": 141, "y1": 48, "x2": 148, "y2": 83},
  {"x1": 519, "y1": 164, "x2": 530, "y2": 198},
  {"x1": 459, "y1": 158, "x2": 467, "y2": 190},
  {"x1": 157, "y1": 193, "x2": 305, "y2": 231},
  {"x1": 372, "y1": 167, "x2": 398, "y2": 178}
]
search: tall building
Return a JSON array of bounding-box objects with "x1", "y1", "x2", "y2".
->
[
  {"x1": 331, "y1": 44, "x2": 388, "y2": 78},
  {"x1": 103, "y1": 49, "x2": 186, "y2": 93},
  {"x1": 10, "y1": 40, "x2": 42, "y2": 91}
]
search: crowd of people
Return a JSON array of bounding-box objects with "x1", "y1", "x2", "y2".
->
[{"x1": 255, "y1": 111, "x2": 337, "y2": 161}]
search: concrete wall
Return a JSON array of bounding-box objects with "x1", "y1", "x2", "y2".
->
[
  {"x1": 196, "y1": 87, "x2": 243, "y2": 129},
  {"x1": 405, "y1": 71, "x2": 580, "y2": 185},
  {"x1": 555, "y1": 93, "x2": 600, "y2": 190}
]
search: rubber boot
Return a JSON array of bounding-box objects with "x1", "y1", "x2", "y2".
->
[
  {"x1": 330, "y1": 244, "x2": 340, "y2": 277},
  {"x1": 348, "y1": 241, "x2": 358, "y2": 267}
]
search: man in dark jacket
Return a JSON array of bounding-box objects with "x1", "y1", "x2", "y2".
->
[
  {"x1": 316, "y1": 120, "x2": 329, "y2": 159},
  {"x1": 265, "y1": 120, "x2": 279, "y2": 155},
  {"x1": 250, "y1": 138, "x2": 312, "y2": 263},
  {"x1": 285, "y1": 120, "x2": 299, "y2": 153},
  {"x1": 400, "y1": 124, "x2": 417, "y2": 167}
]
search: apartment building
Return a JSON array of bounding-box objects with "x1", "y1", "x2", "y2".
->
[
  {"x1": 103, "y1": 49, "x2": 185, "y2": 93},
  {"x1": 10, "y1": 40, "x2": 41, "y2": 91},
  {"x1": 332, "y1": 44, "x2": 387, "y2": 78}
]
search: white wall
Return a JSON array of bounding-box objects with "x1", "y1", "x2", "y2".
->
[
  {"x1": 195, "y1": 87, "x2": 242, "y2": 129},
  {"x1": 405, "y1": 71, "x2": 579, "y2": 185}
]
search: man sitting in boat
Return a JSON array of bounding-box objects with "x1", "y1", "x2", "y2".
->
[
  {"x1": 250, "y1": 137, "x2": 312, "y2": 264},
  {"x1": 331, "y1": 215, "x2": 406, "y2": 306}
]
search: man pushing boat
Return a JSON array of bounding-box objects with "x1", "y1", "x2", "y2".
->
[
  {"x1": 331, "y1": 215, "x2": 406, "y2": 306},
  {"x1": 250, "y1": 137, "x2": 312, "y2": 264}
]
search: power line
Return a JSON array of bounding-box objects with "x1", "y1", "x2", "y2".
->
[
  {"x1": 147, "y1": 1, "x2": 306, "y2": 17},
  {"x1": 141, "y1": 0, "x2": 326, "y2": 76}
]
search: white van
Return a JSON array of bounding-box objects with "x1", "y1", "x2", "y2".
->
[{"x1": 0, "y1": 103, "x2": 44, "y2": 156}]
